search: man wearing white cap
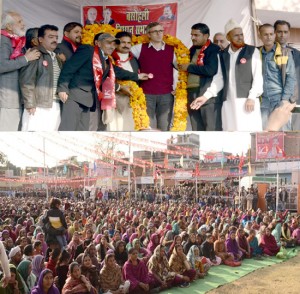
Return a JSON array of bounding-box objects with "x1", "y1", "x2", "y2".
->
[
  {"x1": 191, "y1": 19, "x2": 263, "y2": 131},
  {"x1": 8, "y1": 246, "x2": 22, "y2": 267}
]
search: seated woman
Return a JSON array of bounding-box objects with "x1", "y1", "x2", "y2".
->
[
  {"x1": 100, "y1": 253, "x2": 130, "y2": 294},
  {"x1": 0, "y1": 265, "x2": 24, "y2": 294},
  {"x1": 114, "y1": 240, "x2": 128, "y2": 267},
  {"x1": 96, "y1": 235, "x2": 115, "y2": 263},
  {"x1": 62, "y1": 262, "x2": 97, "y2": 294},
  {"x1": 17, "y1": 260, "x2": 36, "y2": 294},
  {"x1": 55, "y1": 250, "x2": 70, "y2": 293},
  {"x1": 147, "y1": 245, "x2": 185, "y2": 290},
  {"x1": 146, "y1": 233, "x2": 160, "y2": 254},
  {"x1": 225, "y1": 231, "x2": 243, "y2": 261},
  {"x1": 271, "y1": 222, "x2": 284, "y2": 247},
  {"x1": 167, "y1": 235, "x2": 182, "y2": 258},
  {"x1": 80, "y1": 254, "x2": 100, "y2": 292},
  {"x1": 183, "y1": 233, "x2": 197, "y2": 255},
  {"x1": 236, "y1": 229, "x2": 251, "y2": 259},
  {"x1": 281, "y1": 222, "x2": 296, "y2": 248},
  {"x1": 247, "y1": 229, "x2": 263, "y2": 257},
  {"x1": 214, "y1": 233, "x2": 238, "y2": 266},
  {"x1": 123, "y1": 248, "x2": 153, "y2": 293},
  {"x1": 292, "y1": 224, "x2": 300, "y2": 245},
  {"x1": 200, "y1": 234, "x2": 222, "y2": 266},
  {"x1": 187, "y1": 245, "x2": 208, "y2": 278},
  {"x1": 132, "y1": 239, "x2": 152, "y2": 264},
  {"x1": 259, "y1": 227, "x2": 280, "y2": 256},
  {"x1": 76, "y1": 243, "x2": 100, "y2": 271},
  {"x1": 31, "y1": 269, "x2": 60, "y2": 294},
  {"x1": 169, "y1": 244, "x2": 196, "y2": 287},
  {"x1": 32, "y1": 255, "x2": 45, "y2": 283}
]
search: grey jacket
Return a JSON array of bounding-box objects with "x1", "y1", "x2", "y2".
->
[
  {"x1": 19, "y1": 45, "x2": 62, "y2": 109},
  {"x1": 0, "y1": 35, "x2": 28, "y2": 108}
]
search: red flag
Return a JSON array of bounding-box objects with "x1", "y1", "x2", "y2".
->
[
  {"x1": 83, "y1": 164, "x2": 89, "y2": 175},
  {"x1": 195, "y1": 162, "x2": 200, "y2": 176},
  {"x1": 238, "y1": 153, "x2": 244, "y2": 171},
  {"x1": 163, "y1": 154, "x2": 168, "y2": 168},
  {"x1": 38, "y1": 167, "x2": 43, "y2": 174}
]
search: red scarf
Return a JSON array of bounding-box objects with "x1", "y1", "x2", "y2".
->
[
  {"x1": 111, "y1": 50, "x2": 134, "y2": 67},
  {"x1": 63, "y1": 35, "x2": 79, "y2": 52},
  {"x1": 1, "y1": 30, "x2": 25, "y2": 59},
  {"x1": 92, "y1": 47, "x2": 116, "y2": 110},
  {"x1": 196, "y1": 39, "x2": 211, "y2": 66}
]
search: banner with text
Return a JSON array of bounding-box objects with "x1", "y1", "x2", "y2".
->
[
  {"x1": 256, "y1": 132, "x2": 285, "y2": 160},
  {"x1": 82, "y1": 3, "x2": 177, "y2": 36}
]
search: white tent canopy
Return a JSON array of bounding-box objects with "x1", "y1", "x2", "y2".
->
[{"x1": 2, "y1": 0, "x2": 255, "y2": 47}]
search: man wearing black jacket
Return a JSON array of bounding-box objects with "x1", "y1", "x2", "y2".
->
[
  {"x1": 55, "y1": 22, "x2": 83, "y2": 62},
  {"x1": 179, "y1": 23, "x2": 221, "y2": 131},
  {"x1": 57, "y1": 33, "x2": 148, "y2": 131}
]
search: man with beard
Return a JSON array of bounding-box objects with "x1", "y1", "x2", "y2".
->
[
  {"x1": 0, "y1": 11, "x2": 40, "y2": 131},
  {"x1": 178, "y1": 23, "x2": 221, "y2": 131},
  {"x1": 108, "y1": 31, "x2": 139, "y2": 131},
  {"x1": 191, "y1": 19, "x2": 263, "y2": 131},
  {"x1": 55, "y1": 22, "x2": 83, "y2": 62},
  {"x1": 57, "y1": 33, "x2": 148, "y2": 131},
  {"x1": 20, "y1": 25, "x2": 62, "y2": 131}
]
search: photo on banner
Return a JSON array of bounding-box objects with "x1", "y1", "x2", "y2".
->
[
  {"x1": 81, "y1": 2, "x2": 178, "y2": 36},
  {"x1": 255, "y1": 132, "x2": 285, "y2": 160}
]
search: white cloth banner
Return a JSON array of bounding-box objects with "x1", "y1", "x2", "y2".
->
[{"x1": 3, "y1": 0, "x2": 254, "y2": 46}]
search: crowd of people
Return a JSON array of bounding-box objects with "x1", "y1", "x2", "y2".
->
[
  {"x1": 0, "y1": 183, "x2": 299, "y2": 293},
  {"x1": 0, "y1": 10, "x2": 298, "y2": 131}
]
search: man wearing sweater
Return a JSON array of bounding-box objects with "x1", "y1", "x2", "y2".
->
[{"x1": 131, "y1": 22, "x2": 176, "y2": 131}]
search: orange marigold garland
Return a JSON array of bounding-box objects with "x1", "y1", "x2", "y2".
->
[{"x1": 82, "y1": 24, "x2": 189, "y2": 131}]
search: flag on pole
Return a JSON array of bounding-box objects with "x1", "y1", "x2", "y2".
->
[
  {"x1": 83, "y1": 164, "x2": 89, "y2": 175},
  {"x1": 93, "y1": 161, "x2": 97, "y2": 173},
  {"x1": 63, "y1": 164, "x2": 67, "y2": 175},
  {"x1": 193, "y1": 162, "x2": 200, "y2": 177},
  {"x1": 238, "y1": 152, "x2": 244, "y2": 171},
  {"x1": 248, "y1": 145, "x2": 252, "y2": 174},
  {"x1": 163, "y1": 153, "x2": 168, "y2": 168}
]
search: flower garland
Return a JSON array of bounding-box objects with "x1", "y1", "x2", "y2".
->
[{"x1": 82, "y1": 24, "x2": 189, "y2": 131}]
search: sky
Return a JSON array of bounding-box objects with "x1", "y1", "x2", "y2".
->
[{"x1": 0, "y1": 132, "x2": 251, "y2": 168}]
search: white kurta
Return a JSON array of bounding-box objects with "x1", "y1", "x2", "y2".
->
[
  {"x1": 204, "y1": 46, "x2": 263, "y2": 131},
  {"x1": 107, "y1": 52, "x2": 135, "y2": 131}
]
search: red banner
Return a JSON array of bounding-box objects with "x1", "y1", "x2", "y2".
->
[
  {"x1": 82, "y1": 3, "x2": 178, "y2": 36},
  {"x1": 256, "y1": 133, "x2": 285, "y2": 160}
]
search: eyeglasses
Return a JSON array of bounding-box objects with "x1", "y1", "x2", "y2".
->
[{"x1": 149, "y1": 30, "x2": 164, "y2": 34}]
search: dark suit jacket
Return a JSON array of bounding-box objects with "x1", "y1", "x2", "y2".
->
[
  {"x1": 55, "y1": 39, "x2": 75, "y2": 61},
  {"x1": 188, "y1": 42, "x2": 221, "y2": 104},
  {"x1": 57, "y1": 45, "x2": 139, "y2": 108}
]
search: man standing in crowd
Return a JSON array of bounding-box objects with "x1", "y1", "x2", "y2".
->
[
  {"x1": 55, "y1": 22, "x2": 83, "y2": 62},
  {"x1": 0, "y1": 11, "x2": 40, "y2": 131},
  {"x1": 213, "y1": 32, "x2": 229, "y2": 50},
  {"x1": 20, "y1": 25, "x2": 62, "y2": 131},
  {"x1": 57, "y1": 33, "x2": 148, "y2": 131},
  {"x1": 178, "y1": 23, "x2": 221, "y2": 131},
  {"x1": 131, "y1": 22, "x2": 176, "y2": 131},
  {"x1": 191, "y1": 19, "x2": 263, "y2": 131},
  {"x1": 259, "y1": 23, "x2": 295, "y2": 130},
  {"x1": 108, "y1": 31, "x2": 140, "y2": 131},
  {"x1": 274, "y1": 19, "x2": 300, "y2": 130}
]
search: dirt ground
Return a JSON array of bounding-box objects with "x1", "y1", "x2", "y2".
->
[{"x1": 208, "y1": 252, "x2": 300, "y2": 294}]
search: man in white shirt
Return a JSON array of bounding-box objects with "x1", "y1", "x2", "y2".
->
[{"x1": 191, "y1": 19, "x2": 263, "y2": 131}]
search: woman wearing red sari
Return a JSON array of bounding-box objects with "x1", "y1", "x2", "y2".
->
[
  {"x1": 259, "y1": 227, "x2": 280, "y2": 256},
  {"x1": 62, "y1": 262, "x2": 97, "y2": 294}
]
